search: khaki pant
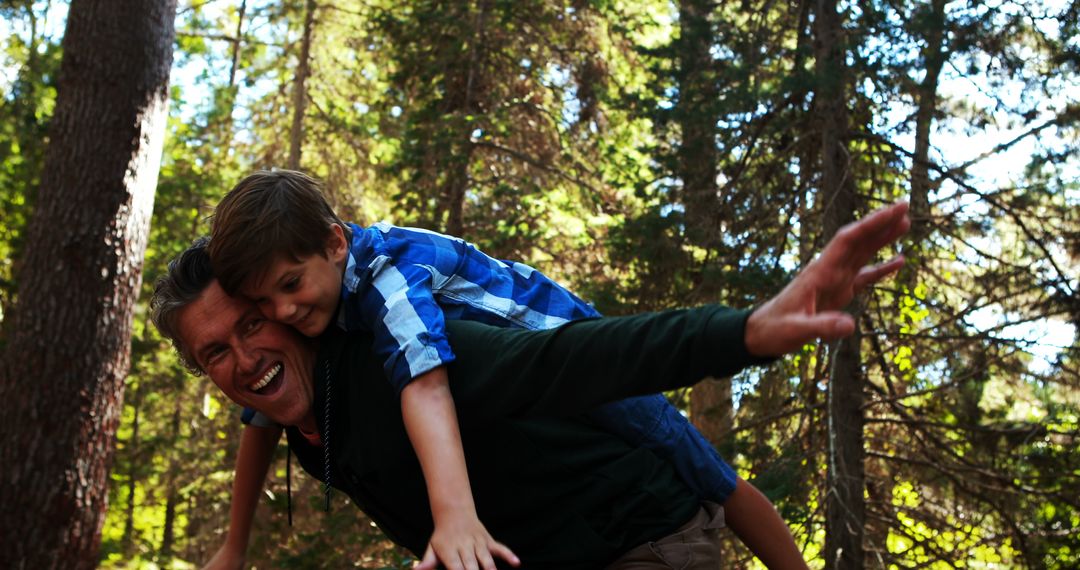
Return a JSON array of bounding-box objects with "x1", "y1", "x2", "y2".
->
[{"x1": 605, "y1": 503, "x2": 726, "y2": 569}]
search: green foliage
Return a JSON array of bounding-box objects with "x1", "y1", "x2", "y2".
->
[
  {"x1": 0, "y1": 0, "x2": 60, "y2": 339},
  {"x1": 2, "y1": 0, "x2": 1077, "y2": 567}
]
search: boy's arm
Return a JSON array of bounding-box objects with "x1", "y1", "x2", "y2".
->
[
  {"x1": 722, "y1": 478, "x2": 809, "y2": 570},
  {"x1": 353, "y1": 237, "x2": 519, "y2": 568},
  {"x1": 203, "y1": 424, "x2": 282, "y2": 570},
  {"x1": 402, "y1": 366, "x2": 520, "y2": 570}
]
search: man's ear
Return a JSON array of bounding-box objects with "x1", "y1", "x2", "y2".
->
[{"x1": 326, "y1": 223, "x2": 348, "y2": 264}]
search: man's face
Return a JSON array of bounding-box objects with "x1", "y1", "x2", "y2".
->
[{"x1": 176, "y1": 280, "x2": 318, "y2": 430}]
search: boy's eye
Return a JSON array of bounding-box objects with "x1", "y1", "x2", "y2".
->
[{"x1": 282, "y1": 276, "x2": 301, "y2": 291}]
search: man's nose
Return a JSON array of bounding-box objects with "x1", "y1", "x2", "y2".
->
[{"x1": 235, "y1": 344, "x2": 261, "y2": 374}]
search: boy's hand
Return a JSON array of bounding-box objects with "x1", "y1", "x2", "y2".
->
[
  {"x1": 202, "y1": 542, "x2": 246, "y2": 570},
  {"x1": 414, "y1": 512, "x2": 520, "y2": 570},
  {"x1": 745, "y1": 201, "x2": 910, "y2": 357}
]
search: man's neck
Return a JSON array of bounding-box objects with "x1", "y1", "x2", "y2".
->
[{"x1": 297, "y1": 412, "x2": 318, "y2": 436}]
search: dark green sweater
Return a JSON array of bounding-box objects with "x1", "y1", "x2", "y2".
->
[{"x1": 287, "y1": 305, "x2": 767, "y2": 569}]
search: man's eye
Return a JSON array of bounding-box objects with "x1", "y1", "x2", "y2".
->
[
  {"x1": 244, "y1": 318, "x2": 264, "y2": 333},
  {"x1": 205, "y1": 347, "x2": 227, "y2": 365}
]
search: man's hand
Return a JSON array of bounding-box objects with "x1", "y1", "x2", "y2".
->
[
  {"x1": 414, "y1": 512, "x2": 520, "y2": 570},
  {"x1": 745, "y1": 202, "x2": 911, "y2": 357}
]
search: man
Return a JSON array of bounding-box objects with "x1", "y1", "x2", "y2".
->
[{"x1": 152, "y1": 203, "x2": 910, "y2": 569}]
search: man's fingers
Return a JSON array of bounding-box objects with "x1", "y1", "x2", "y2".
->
[
  {"x1": 822, "y1": 202, "x2": 910, "y2": 268},
  {"x1": 794, "y1": 313, "x2": 855, "y2": 346},
  {"x1": 852, "y1": 255, "x2": 905, "y2": 291},
  {"x1": 820, "y1": 313, "x2": 856, "y2": 341},
  {"x1": 856, "y1": 202, "x2": 910, "y2": 249},
  {"x1": 864, "y1": 204, "x2": 911, "y2": 260}
]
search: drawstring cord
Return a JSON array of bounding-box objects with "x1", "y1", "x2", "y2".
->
[
  {"x1": 323, "y1": 357, "x2": 333, "y2": 512},
  {"x1": 286, "y1": 440, "x2": 293, "y2": 526},
  {"x1": 286, "y1": 357, "x2": 332, "y2": 524}
]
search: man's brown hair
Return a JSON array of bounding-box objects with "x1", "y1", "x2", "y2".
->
[
  {"x1": 209, "y1": 169, "x2": 349, "y2": 295},
  {"x1": 150, "y1": 236, "x2": 215, "y2": 374}
]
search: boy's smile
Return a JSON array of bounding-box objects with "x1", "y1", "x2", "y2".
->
[{"x1": 242, "y1": 224, "x2": 349, "y2": 337}]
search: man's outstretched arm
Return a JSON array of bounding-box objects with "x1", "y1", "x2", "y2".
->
[{"x1": 445, "y1": 202, "x2": 910, "y2": 420}]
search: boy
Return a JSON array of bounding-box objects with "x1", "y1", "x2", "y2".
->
[{"x1": 207, "y1": 170, "x2": 745, "y2": 570}]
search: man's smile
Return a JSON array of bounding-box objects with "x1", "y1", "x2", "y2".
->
[{"x1": 251, "y1": 363, "x2": 283, "y2": 394}]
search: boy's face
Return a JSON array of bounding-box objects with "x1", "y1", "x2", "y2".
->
[{"x1": 242, "y1": 224, "x2": 348, "y2": 337}]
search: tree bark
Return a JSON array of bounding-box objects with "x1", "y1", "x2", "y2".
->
[
  {"x1": 905, "y1": 0, "x2": 946, "y2": 271},
  {"x1": 0, "y1": 0, "x2": 176, "y2": 567},
  {"x1": 228, "y1": 0, "x2": 248, "y2": 92},
  {"x1": 214, "y1": 0, "x2": 247, "y2": 153},
  {"x1": 288, "y1": 0, "x2": 317, "y2": 170},
  {"x1": 813, "y1": 0, "x2": 865, "y2": 568},
  {"x1": 441, "y1": 0, "x2": 487, "y2": 236},
  {"x1": 676, "y1": 0, "x2": 735, "y2": 456},
  {"x1": 867, "y1": 0, "x2": 947, "y2": 558},
  {"x1": 677, "y1": 0, "x2": 720, "y2": 246}
]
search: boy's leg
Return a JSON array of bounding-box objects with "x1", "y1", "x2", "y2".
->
[
  {"x1": 722, "y1": 478, "x2": 808, "y2": 569},
  {"x1": 587, "y1": 394, "x2": 738, "y2": 503}
]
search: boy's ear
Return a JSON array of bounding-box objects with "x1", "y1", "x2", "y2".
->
[{"x1": 326, "y1": 223, "x2": 348, "y2": 263}]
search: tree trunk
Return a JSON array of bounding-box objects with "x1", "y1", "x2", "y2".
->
[
  {"x1": 213, "y1": 0, "x2": 247, "y2": 153},
  {"x1": 814, "y1": 0, "x2": 865, "y2": 568},
  {"x1": 441, "y1": 0, "x2": 487, "y2": 236},
  {"x1": 677, "y1": 0, "x2": 720, "y2": 246},
  {"x1": 228, "y1": 0, "x2": 248, "y2": 92},
  {"x1": 676, "y1": 0, "x2": 735, "y2": 457},
  {"x1": 288, "y1": 0, "x2": 317, "y2": 170},
  {"x1": 0, "y1": 0, "x2": 176, "y2": 567},
  {"x1": 866, "y1": 0, "x2": 947, "y2": 559},
  {"x1": 904, "y1": 0, "x2": 946, "y2": 273}
]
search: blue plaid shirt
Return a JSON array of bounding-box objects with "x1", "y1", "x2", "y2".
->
[
  {"x1": 338, "y1": 222, "x2": 601, "y2": 393},
  {"x1": 243, "y1": 222, "x2": 739, "y2": 503}
]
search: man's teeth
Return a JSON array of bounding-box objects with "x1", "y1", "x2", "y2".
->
[{"x1": 252, "y1": 364, "x2": 282, "y2": 391}]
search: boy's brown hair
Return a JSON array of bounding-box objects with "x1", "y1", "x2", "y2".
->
[{"x1": 209, "y1": 169, "x2": 349, "y2": 295}]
